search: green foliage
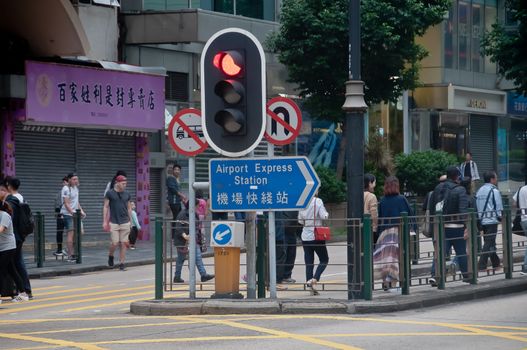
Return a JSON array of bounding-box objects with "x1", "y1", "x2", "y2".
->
[
  {"x1": 267, "y1": 0, "x2": 451, "y2": 121},
  {"x1": 395, "y1": 150, "x2": 458, "y2": 196},
  {"x1": 364, "y1": 132, "x2": 395, "y2": 197},
  {"x1": 482, "y1": 0, "x2": 527, "y2": 96},
  {"x1": 315, "y1": 166, "x2": 347, "y2": 203}
]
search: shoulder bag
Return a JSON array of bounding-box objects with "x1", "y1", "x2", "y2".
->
[{"x1": 313, "y1": 199, "x2": 331, "y2": 241}]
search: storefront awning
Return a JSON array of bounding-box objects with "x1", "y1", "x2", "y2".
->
[{"x1": 0, "y1": 0, "x2": 90, "y2": 57}]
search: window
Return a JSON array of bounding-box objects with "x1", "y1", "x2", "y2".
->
[
  {"x1": 214, "y1": 0, "x2": 264, "y2": 19},
  {"x1": 471, "y1": 1, "x2": 484, "y2": 72},
  {"x1": 458, "y1": 1, "x2": 470, "y2": 70},
  {"x1": 165, "y1": 72, "x2": 189, "y2": 102}
]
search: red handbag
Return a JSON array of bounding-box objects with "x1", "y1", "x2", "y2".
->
[
  {"x1": 314, "y1": 226, "x2": 331, "y2": 241},
  {"x1": 313, "y1": 200, "x2": 331, "y2": 241}
]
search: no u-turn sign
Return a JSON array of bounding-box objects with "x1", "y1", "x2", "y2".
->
[{"x1": 264, "y1": 97, "x2": 302, "y2": 146}]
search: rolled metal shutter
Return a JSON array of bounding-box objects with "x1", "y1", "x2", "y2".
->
[
  {"x1": 76, "y1": 130, "x2": 136, "y2": 235},
  {"x1": 149, "y1": 168, "x2": 162, "y2": 215},
  {"x1": 469, "y1": 115, "x2": 496, "y2": 175},
  {"x1": 14, "y1": 125, "x2": 76, "y2": 238}
]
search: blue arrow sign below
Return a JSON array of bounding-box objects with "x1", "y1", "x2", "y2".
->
[
  {"x1": 209, "y1": 156, "x2": 320, "y2": 211},
  {"x1": 212, "y1": 223, "x2": 233, "y2": 245}
]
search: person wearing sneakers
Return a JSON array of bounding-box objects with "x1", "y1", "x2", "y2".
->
[
  {"x1": 173, "y1": 200, "x2": 214, "y2": 284},
  {"x1": 103, "y1": 175, "x2": 132, "y2": 271},
  {"x1": 0, "y1": 185, "x2": 29, "y2": 302},
  {"x1": 53, "y1": 176, "x2": 69, "y2": 257},
  {"x1": 298, "y1": 192, "x2": 329, "y2": 295}
]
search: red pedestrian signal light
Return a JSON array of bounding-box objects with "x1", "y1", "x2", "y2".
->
[
  {"x1": 202, "y1": 28, "x2": 266, "y2": 157},
  {"x1": 213, "y1": 51, "x2": 244, "y2": 77}
]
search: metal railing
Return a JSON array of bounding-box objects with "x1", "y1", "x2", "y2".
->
[{"x1": 154, "y1": 205, "x2": 527, "y2": 300}]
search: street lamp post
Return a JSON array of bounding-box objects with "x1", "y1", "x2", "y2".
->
[{"x1": 343, "y1": 0, "x2": 368, "y2": 300}]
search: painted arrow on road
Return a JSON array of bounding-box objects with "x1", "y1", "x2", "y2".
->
[{"x1": 209, "y1": 156, "x2": 320, "y2": 211}]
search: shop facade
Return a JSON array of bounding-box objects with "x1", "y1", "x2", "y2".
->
[{"x1": 0, "y1": 61, "x2": 164, "y2": 240}]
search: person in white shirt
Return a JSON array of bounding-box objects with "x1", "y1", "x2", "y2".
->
[
  {"x1": 61, "y1": 173, "x2": 86, "y2": 262},
  {"x1": 460, "y1": 152, "x2": 480, "y2": 195},
  {"x1": 6, "y1": 177, "x2": 23, "y2": 203},
  {"x1": 298, "y1": 192, "x2": 329, "y2": 295},
  {"x1": 513, "y1": 183, "x2": 527, "y2": 275}
]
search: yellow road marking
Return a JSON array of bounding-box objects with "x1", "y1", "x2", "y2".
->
[
  {"x1": 0, "y1": 332, "x2": 105, "y2": 350},
  {"x1": 445, "y1": 324, "x2": 527, "y2": 344},
  {"x1": 33, "y1": 285, "x2": 105, "y2": 297},
  {"x1": 177, "y1": 316, "x2": 362, "y2": 350},
  {"x1": 0, "y1": 291, "x2": 153, "y2": 314},
  {"x1": 93, "y1": 335, "x2": 281, "y2": 344},
  {"x1": 23, "y1": 321, "x2": 202, "y2": 335},
  {"x1": 31, "y1": 285, "x2": 64, "y2": 292},
  {"x1": 5, "y1": 346, "x2": 57, "y2": 350}
]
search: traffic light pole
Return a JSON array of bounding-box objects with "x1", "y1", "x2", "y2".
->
[
  {"x1": 188, "y1": 156, "x2": 197, "y2": 299},
  {"x1": 268, "y1": 143, "x2": 277, "y2": 298},
  {"x1": 343, "y1": 0, "x2": 368, "y2": 300}
]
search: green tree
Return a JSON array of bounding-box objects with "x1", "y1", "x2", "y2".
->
[
  {"x1": 267, "y1": 0, "x2": 451, "y2": 177},
  {"x1": 482, "y1": 0, "x2": 527, "y2": 96},
  {"x1": 315, "y1": 166, "x2": 347, "y2": 203},
  {"x1": 394, "y1": 150, "x2": 458, "y2": 196}
]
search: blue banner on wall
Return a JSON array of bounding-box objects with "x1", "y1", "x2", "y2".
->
[{"x1": 507, "y1": 92, "x2": 527, "y2": 117}]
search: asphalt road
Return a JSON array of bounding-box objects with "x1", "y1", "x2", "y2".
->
[{"x1": 1, "y1": 261, "x2": 526, "y2": 350}]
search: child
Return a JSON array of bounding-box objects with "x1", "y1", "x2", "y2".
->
[{"x1": 129, "y1": 201, "x2": 141, "y2": 250}]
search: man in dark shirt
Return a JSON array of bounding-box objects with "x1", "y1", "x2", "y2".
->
[
  {"x1": 430, "y1": 166, "x2": 470, "y2": 286},
  {"x1": 103, "y1": 175, "x2": 132, "y2": 271}
]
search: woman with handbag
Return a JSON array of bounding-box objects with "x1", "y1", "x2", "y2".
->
[
  {"x1": 374, "y1": 176, "x2": 415, "y2": 291},
  {"x1": 364, "y1": 174, "x2": 379, "y2": 243},
  {"x1": 173, "y1": 200, "x2": 214, "y2": 284},
  {"x1": 298, "y1": 192, "x2": 329, "y2": 295}
]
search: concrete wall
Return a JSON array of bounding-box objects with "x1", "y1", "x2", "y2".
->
[{"x1": 76, "y1": 4, "x2": 119, "y2": 61}]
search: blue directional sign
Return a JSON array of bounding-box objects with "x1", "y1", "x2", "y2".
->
[
  {"x1": 212, "y1": 223, "x2": 233, "y2": 245},
  {"x1": 209, "y1": 156, "x2": 320, "y2": 211}
]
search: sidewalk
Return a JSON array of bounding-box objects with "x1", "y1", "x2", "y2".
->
[{"x1": 24, "y1": 238, "x2": 527, "y2": 316}]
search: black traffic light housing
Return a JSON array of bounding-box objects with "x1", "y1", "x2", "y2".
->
[{"x1": 201, "y1": 28, "x2": 266, "y2": 157}]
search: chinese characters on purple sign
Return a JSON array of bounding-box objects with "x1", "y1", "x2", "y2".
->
[{"x1": 26, "y1": 61, "x2": 165, "y2": 131}]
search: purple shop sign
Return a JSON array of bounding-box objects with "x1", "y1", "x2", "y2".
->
[{"x1": 25, "y1": 61, "x2": 165, "y2": 131}]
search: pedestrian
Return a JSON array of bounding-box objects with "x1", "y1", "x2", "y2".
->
[
  {"x1": 61, "y1": 173, "x2": 85, "y2": 262},
  {"x1": 5, "y1": 177, "x2": 23, "y2": 203},
  {"x1": 281, "y1": 210, "x2": 300, "y2": 284},
  {"x1": 429, "y1": 166, "x2": 470, "y2": 286},
  {"x1": 460, "y1": 152, "x2": 480, "y2": 195},
  {"x1": 475, "y1": 170, "x2": 503, "y2": 272},
  {"x1": 2, "y1": 177, "x2": 33, "y2": 299},
  {"x1": 274, "y1": 211, "x2": 288, "y2": 290},
  {"x1": 374, "y1": 176, "x2": 415, "y2": 291},
  {"x1": 195, "y1": 190, "x2": 208, "y2": 250},
  {"x1": 104, "y1": 175, "x2": 132, "y2": 271},
  {"x1": 363, "y1": 173, "x2": 378, "y2": 243},
  {"x1": 167, "y1": 163, "x2": 186, "y2": 221},
  {"x1": 129, "y1": 201, "x2": 141, "y2": 250},
  {"x1": 298, "y1": 192, "x2": 329, "y2": 295},
  {"x1": 53, "y1": 176, "x2": 68, "y2": 257},
  {"x1": 173, "y1": 200, "x2": 214, "y2": 284},
  {"x1": 0, "y1": 197, "x2": 29, "y2": 303},
  {"x1": 104, "y1": 170, "x2": 127, "y2": 197},
  {"x1": 513, "y1": 183, "x2": 527, "y2": 275}
]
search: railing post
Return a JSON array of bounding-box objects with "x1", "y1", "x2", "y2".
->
[
  {"x1": 155, "y1": 217, "x2": 164, "y2": 300},
  {"x1": 437, "y1": 211, "x2": 446, "y2": 290},
  {"x1": 401, "y1": 212, "x2": 410, "y2": 295},
  {"x1": 502, "y1": 205, "x2": 513, "y2": 279},
  {"x1": 35, "y1": 212, "x2": 44, "y2": 268},
  {"x1": 469, "y1": 209, "x2": 478, "y2": 285},
  {"x1": 363, "y1": 214, "x2": 373, "y2": 300},
  {"x1": 74, "y1": 209, "x2": 82, "y2": 264},
  {"x1": 411, "y1": 199, "x2": 419, "y2": 265},
  {"x1": 256, "y1": 215, "x2": 267, "y2": 298}
]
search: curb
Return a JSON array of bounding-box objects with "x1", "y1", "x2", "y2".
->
[{"x1": 130, "y1": 277, "x2": 527, "y2": 316}]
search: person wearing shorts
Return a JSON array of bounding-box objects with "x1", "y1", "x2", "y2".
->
[
  {"x1": 61, "y1": 173, "x2": 85, "y2": 262},
  {"x1": 103, "y1": 175, "x2": 132, "y2": 271}
]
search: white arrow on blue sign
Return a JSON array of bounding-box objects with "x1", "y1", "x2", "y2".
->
[
  {"x1": 209, "y1": 156, "x2": 320, "y2": 211},
  {"x1": 212, "y1": 223, "x2": 233, "y2": 245}
]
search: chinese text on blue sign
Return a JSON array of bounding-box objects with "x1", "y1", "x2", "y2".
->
[{"x1": 209, "y1": 157, "x2": 320, "y2": 211}]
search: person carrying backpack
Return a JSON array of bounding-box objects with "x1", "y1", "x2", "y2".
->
[
  {"x1": 475, "y1": 170, "x2": 503, "y2": 271},
  {"x1": 429, "y1": 166, "x2": 470, "y2": 287},
  {"x1": 2, "y1": 177, "x2": 33, "y2": 299}
]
